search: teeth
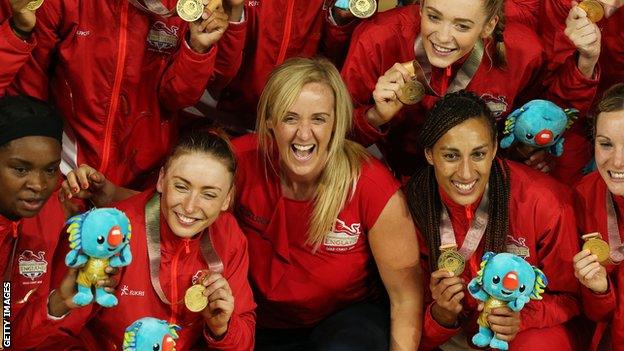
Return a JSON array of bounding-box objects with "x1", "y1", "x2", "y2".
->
[
  {"x1": 293, "y1": 144, "x2": 314, "y2": 151},
  {"x1": 176, "y1": 213, "x2": 196, "y2": 224},
  {"x1": 611, "y1": 171, "x2": 624, "y2": 179},
  {"x1": 433, "y1": 43, "x2": 453, "y2": 53},
  {"x1": 453, "y1": 180, "x2": 477, "y2": 191}
]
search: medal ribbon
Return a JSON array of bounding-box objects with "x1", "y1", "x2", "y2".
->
[
  {"x1": 605, "y1": 189, "x2": 624, "y2": 263},
  {"x1": 128, "y1": 0, "x2": 176, "y2": 17},
  {"x1": 439, "y1": 185, "x2": 489, "y2": 260},
  {"x1": 412, "y1": 35, "x2": 484, "y2": 96},
  {"x1": 145, "y1": 193, "x2": 224, "y2": 305}
]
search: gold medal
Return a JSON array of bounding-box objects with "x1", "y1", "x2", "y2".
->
[
  {"x1": 348, "y1": 0, "x2": 377, "y2": 18},
  {"x1": 397, "y1": 80, "x2": 425, "y2": 105},
  {"x1": 176, "y1": 0, "x2": 204, "y2": 22},
  {"x1": 578, "y1": 0, "x2": 604, "y2": 22},
  {"x1": 438, "y1": 244, "x2": 465, "y2": 276},
  {"x1": 26, "y1": 0, "x2": 44, "y2": 11},
  {"x1": 582, "y1": 232, "x2": 611, "y2": 265},
  {"x1": 184, "y1": 284, "x2": 208, "y2": 312}
]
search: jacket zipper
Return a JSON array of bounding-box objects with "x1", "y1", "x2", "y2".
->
[
  {"x1": 99, "y1": 0, "x2": 129, "y2": 177},
  {"x1": 276, "y1": 0, "x2": 295, "y2": 65},
  {"x1": 169, "y1": 239, "x2": 192, "y2": 324}
]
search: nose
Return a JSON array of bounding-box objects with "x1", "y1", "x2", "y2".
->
[
  {"x1": 107, "y1": 226, "x2": 123, "y2": 247},
  {"x1": 503, "y1": 271, "x2": 519, "y2": 290},
  {"x1": 296, "y1": 120, "x2": 312, "y2": 140},
  {"x1": 437, "y1": 23, "x2": 453, "y2": 43},
  {"x1": 534, "y1": 129, "x2": 553, "y2": 146},
  {"x1": 182, "y1": 193, "x2": 199, "y2": 214},
  {"x1": 458, "y1": 158, "x2": 473, "y2": 180},
  {"x1": 614, "y1": 147, "x2": 624, "y2": 168},
  {"x1": 26, "y1": 172, "x2": 47, "y2": 192},
  {"x1": 162, "y1": 335, "x2": 176, "y2": 351}
]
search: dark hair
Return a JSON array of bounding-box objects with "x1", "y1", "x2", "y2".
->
[
  {"x1": 592, "y1": 83, "x2": 624, "y2": 139},
  {"x1": 0, "y1": 95, "x2": 63, "y2": 148},
  {"x1": 406, "y1": 90, "x2": 510, "y2": 269},
  {"x1": 166, "y1": 129, "x2": 237, "y2": 177}
]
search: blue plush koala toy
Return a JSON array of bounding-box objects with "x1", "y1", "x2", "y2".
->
[
  {"x1": 500, "y1": 99, "x2": 578, "y2": 156},
  {"x1": 123, "y1": 317, "x2": 180, "y2": 351},
  {"x1": 65, "y1": 208, "x2": 132, "y2": 307},
  {"x1": 468, "y1": 252, "x2": 548, "y2": 350}
]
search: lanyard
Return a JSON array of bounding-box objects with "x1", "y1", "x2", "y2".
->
[
  {"x1": 128, "y1": 0, "x2": 176, "y2": 17},
  {"x1": 606, "y1": 189, "x2": 624, "y2": 263},
  {"x1": 145, "y1": 193, "x2": 223, "y2": 305},
  {"x1": 413, "y1": 34, "x2": 484, "y2": 97},
  {"x1": 439, "y1": 186, "x2": 489, "y2": 260}
]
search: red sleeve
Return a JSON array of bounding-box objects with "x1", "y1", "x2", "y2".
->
[
  {"x1": 519, "y1": 195, "x2": 582, "y2": 331},
  {"x1": 542, "y1": 55, "x2": 599, "y2": 117},
  {"x1": 208, "y1": 20, "x2": 246, "y2": 95},
  {"x1": 158, "y1": 35, "x2": 218, "y2": 111},
  {"x1": 581, "y1": 279, "x2": 616, "y2": 322},
  {"x1": 506, "y1": 0, "x2": 540, "y2": 28},
  {"x1": 203, "y1": 214, "x2": 256, "y2": 350},
  {"x1": 341, "y1": 23, "x2": 393, "y2": 146},
  {"x1": 320, "y1": 9, "x2": 360, "y2": 68},
  {"x1": 539, "y1": 0, "x2": 575, "y2": 74},
  {"x1": 358, "y1": 159, "x2": 400, "y2": 230},
  {"x1": 9, "y1": 0, "x2": 65, "y2": 99},
  {"x1": 0, "y1": 20, "x2": 35, "y2": 96}
]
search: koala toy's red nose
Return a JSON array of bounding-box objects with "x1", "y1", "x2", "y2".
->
[
  {"x1": 503, "y1": 271, "x2": 519, "y2": 290},
  {"x1": 162, "y1": 335, "x2": 176, "y2": 351},
  {"x1": 535, "y1": 129, "x2": 553, "y2": 146},
  {"x1": 108, "y1": 226, "x2": 122, "y2": 247}
]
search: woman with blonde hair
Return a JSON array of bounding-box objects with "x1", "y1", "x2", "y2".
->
[{"x1": 233, "y1": 57, "x2": 423, "y2": 350}]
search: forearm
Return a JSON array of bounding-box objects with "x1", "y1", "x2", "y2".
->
[
  {"x1": 519, "y1": 293, "x2": 580, "y2": 331},
  {"x1": 389, "y1": 300, "x2": 422, "y2": 351}
]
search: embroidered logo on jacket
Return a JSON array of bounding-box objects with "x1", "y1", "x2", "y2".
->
[
  {"x1": 506, "y1": 235, "x2": 530, "y2": 258},
  {"x1": 480, "y1": 93, "x2": 509, "y2": 119},
  {"x1": 18, "y1": 250, "x2": 47, "y2": 281},
  {"x1": 324, "y1": 219, "x2": 362, "y2": 252},
  {"x1": 120, "y1": 284, "x2": 145, "y2": 297},
  {"x1": 147, "y1": 21, "x2": 179, "y2": 53}
]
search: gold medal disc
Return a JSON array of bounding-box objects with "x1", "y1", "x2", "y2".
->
[
  {"x1": 184, "y1": 284, "x2": 208, "y2": 312},
  {"x1": 578, "y1": 0, "x2": 604, "y2": 22},
  {"x1": 438, "y1": 247, "x2": 465, "y2": 276},
  {"x1": 397, "y1": 79, "x2": 425, "y2": 105},
  {"x1": 26, "y1": 0, "x2": 44, "y2": 11},
  {"x1": 176, "y1": 0, "x2": 204, "y2": 22},
  {"x1": 582, "y1": 233, "x2": 611, "y2": 264},
  {"x1": 348, "y1": 0, "x2": 377, "y2": 18}
]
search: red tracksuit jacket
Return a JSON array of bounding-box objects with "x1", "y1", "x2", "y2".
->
[
  {"x1": 574, "y1": 171, "x2": 624, "y2": 351},
  {"x1": 5, "y1": 0, "x2": 245, "y2": 188},
  {"x1": 34, "y1": 189, "x2": 256, "y2": 350},
  {"x1": 0, "y1": 13, "x2": 35, "y2": 96},
  {"x1": 212, "y1": 0, "x2": 359, "y2": 130},
  {"x1": 540, "y1": 0, "x2": 624, "y2": 98},
  {"x1": 417, "y1": 161, "x2": 581, "y2": 350},
  {"x1": 232, "y1": 134, "x2": 400, "y2": 328},
  {"x1": 341, "y1": 5, "x2": 598, "y2": 181}
]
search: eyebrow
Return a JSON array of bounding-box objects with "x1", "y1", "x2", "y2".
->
[
  {"x1": 595, "y1": 135, "x2": 611, "y2": 140},
  {"x1": 440, "y1": 144, "x2": 489, "y2": 152},
  {"x1": 173, "y1": 176, "x2": 222, "y2": 191},
  {"x1": 425, "y1": 6, "x2": 476, "y2": 24},
  {"x1": 8, "y1": 157, "x2": 61, "y2": 167}
]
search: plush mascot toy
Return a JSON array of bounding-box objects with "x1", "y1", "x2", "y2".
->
[
  {"x1": 500, "y1": 99, "x2": 578, "y2": 157},
  {"x1": 65, "y1": 208, "x2": 132, "y2": 307},
  {"x1": 123, "y1": 317, "x2": 180, "y2": 351},
  {"x1": 468, "y1": 252, "x2": 548, "y2": 350}
]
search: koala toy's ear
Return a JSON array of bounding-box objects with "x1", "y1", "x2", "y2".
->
[
  {"x1": 530, "y1": 266, "x2": 548, "y2": 300},
  {"x1": 564, "y1": 108, "x2": 579, "y2": 130}
]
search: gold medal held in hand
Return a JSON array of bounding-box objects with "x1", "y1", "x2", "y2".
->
[
  {"x1": 397, "y1": 79, "x2": 425, "y2": 105},
  {"x1": 184, "y1": 284, "x2": 208, "y2": 312},
  {"x1": 438, "y1": 244, "x2": 465, "y2": 276},
  {"x1": 176, "y1": 0, "x2": 204, "y2": 22},
  {"x1": 578, "y1": 0, "x2": 604, "y2": 22},
  {"x1": 582, "y1": 232, "x2": 611, "y2": 265},
  {"x1": 26, "y1": 0, "x2": 44, "y2": 11},
  {"x1": 348, "y1": 0, "x2": 377, "y2": 18}
]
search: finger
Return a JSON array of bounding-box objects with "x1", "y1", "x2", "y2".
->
[
  {"x1": 203, "y1": 277, "x2": 231, "y2": 296},
  {"x1": 392, "y1": 62, "x2": 413, "y2": 83},
  {"x1": 66, "y1": 172, "x2": 81, "y2": 194},
  {"x1": 491, "y1": 330, "x2": 517, "y2": 342},
  {"x1": 207, "y1": 287, "x2": 232, "y2": 303},
  {"x1": 576, "y1": 253, "x2": 600, "y2": 270},
  {"x1": 490, "y1": 307, "x2": 516, "y2": 317},
  {"x1": 440, "y1": 281, "x2": 466, "y2": 300},
  {"x1": 105, "y1": 266, "x2": 119, "y2": 275},
  {"x1": 431, "y1": 276, "x2": 463, "y2": 295},
  {"x1": 579, "y1": 261, "x2": 601, "y2": 277},
  {"x1": 584, "y1": 266, "x2": 602, "y2": 280},
  {"x1": 573, "y1": 249, "x2": 592, "y2": 263},
  {"x1": 207, "y1": 299, "x2": 234, "y2": 314},
  {"x1": 541, "y1": 165, "x2": 551, "y2": 173}
]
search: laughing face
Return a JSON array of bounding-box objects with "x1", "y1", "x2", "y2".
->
[
  {"x1": 420, "y1": 0, "x2": 498, "y2": 68},
  {"x1": 157, "y1": 152, "x2": 233, "y2": 239},
  {"x1": 425, "y1": 117, "x2": 497, "y2": 206},
  {"x1": 0, "y1": 136, "x2": 61, "y2": 220},
  {"x1": 595, "y1": 110, "x2": 624, "y2": 196},
  {"x1": 270, "y1": 82, "x2": 335, "y2": 185}
]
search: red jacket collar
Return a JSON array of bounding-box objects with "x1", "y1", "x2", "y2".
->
[
  {"x1": 158, "y1": 209, "x2": 204, "y2": 256},
  {"x1": 438, "y1": 185, "x2": 483, "y2": 224}
]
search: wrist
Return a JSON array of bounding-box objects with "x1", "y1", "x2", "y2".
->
[
  {"x1": 331, "y1": 6, "x2": 354, "y2": 26},
  {"x1": 9, "y1": 17, "x2": 33, "y2": 40},
  {"x1": 366, "y1": 106, "x2": 386, "y2": 129},
  {"x1": 227, "y1": 4, "x2": 244, "y2": 22},
  {"x1": 431, "y1": 303, "x2": 459, "y2": 328},
  {"x1": 577, "y1": 55, "x2": 598, "y2": 79},
  {"x1": 48, "y1": 290, "x2": 71, "y2": 317},
  {"x1": 206, "y1": 323, "x2": 228, "y2": 340}
]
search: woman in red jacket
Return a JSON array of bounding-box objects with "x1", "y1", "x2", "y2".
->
[
  {"x1": 405, "y1": 90, "x2": 583, "y2": 350},
  {"x1": 233, "y1": 57, "x2": 423, "y2": 350},
  {"x1": 342, "y1": 0, "x2": 600, "y2": 182},
  {"x1": 46, "y1": 131, "x2": 256, "y2": 350},
  {"x1": 573, "y1": 83, "x2": 624, "y2": 351}
]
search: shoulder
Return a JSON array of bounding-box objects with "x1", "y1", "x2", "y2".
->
[
  {"x1": 112, "y1": 188, "x2": 156, "y2": 219},
  {"x1": 503, "y1": 22, "x2": 543, "y2": 64},
  {"x1": 574, "y1": 171, "x2": 604, "y2": 200},
  {"x1": 211, "y1": 212, "x2": 248, "y2": 255},
  {"x1": 507, "y1": 160, "x2": 572, "y2": 206},
  {"x1": 358, "y1": 157, "x2": 399, "y2": 188}
]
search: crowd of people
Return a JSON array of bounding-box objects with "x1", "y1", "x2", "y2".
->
[{"x1": 0, "y1": 0, "x2": 623, "y2": 350}]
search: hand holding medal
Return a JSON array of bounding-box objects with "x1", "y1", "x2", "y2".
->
[
  {"x1": 565, "y1": 1, "x2": 602, "y2": 78},
  {"x1": 577, "y1": 0, "x2": 605, "y2": 22},
  {"x1": 437, "y1": 244, "x2": 465, "y2": 277},
  {"x1": 369, "y1": 62, "x2": 419, "y2": 128},
  {"x1": 183, "y1": 0, "x2": 229, "y2": 54},
  {"x1": 573, "y1": 235, "x2": 609, "y2": 293},
  {"x1": 334, "y1": 0, "x2": 377, "y2": 19},
  {"x1": 10, "y1": 0, "x2": 40, "y2": 37},
  {"x1": 184, "y1": 269, "x2": 234, "y2": 338}
]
